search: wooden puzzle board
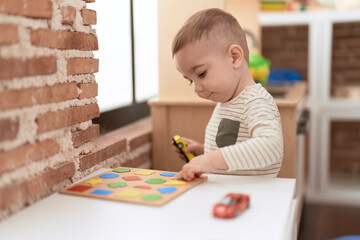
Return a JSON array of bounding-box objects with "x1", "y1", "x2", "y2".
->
[{"x1": 59, "y1": 167, "x2": 207, "y2": 206}]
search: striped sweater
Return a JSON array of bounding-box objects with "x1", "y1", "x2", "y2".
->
[{"x1": 204, "y1": 83, "x2": 283, "y2": 177}]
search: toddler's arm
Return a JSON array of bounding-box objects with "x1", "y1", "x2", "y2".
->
[{"x1": 220, "y1": 96, "x2": 283, "y2": 175}]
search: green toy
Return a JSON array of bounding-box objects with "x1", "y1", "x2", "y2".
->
[{"x1": 249, "y1": 53, "x2": 271, "y2": 87}]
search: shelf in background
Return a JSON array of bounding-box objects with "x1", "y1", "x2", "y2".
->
[
  {"x1": 326, "y1": 173, "x2": 360, "y2": 206},
  {"x1": 261, "y1": 8, "x2": 360, "y2": 207},
  {"x1": 330, "y1": 173, "x2": 360, "y2": 193},
  {"x1": 259, "y1": 9, "x2": 360, "y2": 26},
  {"x1": 333, "y1": 86, "x2": 360, "y2": 100},
  {"x1": 320, "y1": 100, "x2": 360, "y2": 118},
  {"x1": 306, "y1": 174, "x2": 360, "y2": 206}
]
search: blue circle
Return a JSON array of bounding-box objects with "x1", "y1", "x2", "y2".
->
[
  {"x1": 100, "y1": 173, "x2": 119, "y2": 179},
  {"x1": 160, "y1": 172, "x2": 177, "y2": 177}
]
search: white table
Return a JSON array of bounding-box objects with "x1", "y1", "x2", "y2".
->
[{"x1": 0, "y1": 169, "x2": 296, "y2": 240}]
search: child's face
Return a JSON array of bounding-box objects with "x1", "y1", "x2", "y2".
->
[{"x1": 173, "y1": 38, "x2": 241, "y2": 103}]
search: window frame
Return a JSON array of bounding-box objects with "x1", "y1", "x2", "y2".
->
[{"x1": 93, "y1": 0, "x2": 156, "y2": 133}]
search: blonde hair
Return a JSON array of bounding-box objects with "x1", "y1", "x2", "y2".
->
[{"x1": 172, "y1": 8, "x2": 249, "y2": 63}]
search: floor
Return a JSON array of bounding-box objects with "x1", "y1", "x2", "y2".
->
[{"x1": 298, "y1": 202, "x2": 360, "y2": 240}]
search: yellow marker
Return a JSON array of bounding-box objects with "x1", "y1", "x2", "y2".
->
[
  {"x1": 116, "y1": 189, "x2": 142, "y2": 198},
  {"x1": 165, "y1": 180, "x2": 187, "y2": 186},
  {"x1": 85, "y1": 179, "x2": 103, "y2": 185},
  {"x1": 134, "y1": 170, "x2": 155, "y2": 176}
]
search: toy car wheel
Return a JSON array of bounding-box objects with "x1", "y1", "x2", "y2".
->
[{"x1": 177, "y1": 142, "x2": 183, "y2": 149}]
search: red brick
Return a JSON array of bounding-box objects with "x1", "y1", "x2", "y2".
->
[
  {"x1": 331, "y1": 158, "x2": 360, "y2": 173},
  {"x1": 41, "y1": 162, "x2": 76, "y2": 190},
  {"x1": 67, "y1": 58, "x2": 99, "y2": 75},
  {"x1": 330, "y1": 121, "x2": 360, "y2": 174},
  {"x1": 0, "y1": 0, "x2": 52, "y2": 19},
  {"x1": 78, "y1": 117, "x2": 152, "y2": 170},
  {"x1": 125, "y1": 152, "x2": 151, "y2": 168},
  {"x1": 36, "y1": 103, "x2": 100, "y2": 133},
  {"x1": 0, "y1": 139, "x2": 60, "y2": 175},
  {"x1": 30, "y1": 29, "x2": 98, "y2": 50},
  {"x1": 0, "y1": 24, "x2": 19, "y2": 45},
  {"x1": 61, "y1": 6, "x2": 76, "y2": 25},
  {"x1": 81, "y1": 9, "x2": 97, "y2": 25},
  {"x1": 79, "y1": 133, "x2": 127, "y2": 171},
  {"x1": 332, "y1": 24, "x2": 360, "y2": 87},
  {"x1": 78, "y1": 82, "x2": 98, "y2": 99},
  {"x1": 0, "y1": 162, "x2": 75, "y2": 211},
  {"x1": 0, "y1": 56, "x2": 57, "y2": 80},
  {"x1": 334, "y1": 38, "x2": 360, "y2": 49},
  {"x1": 0, "y1": 118, "x2": 19, "y2": 142},
  {"x1": 101, "y1": 117, "x2": 152, "y2": 150},
  {"x1": 332, "y1": 60, "x2": 360, "y2": 70},
  {"x1": 0, "y1": 82, "x2": 78, "y2": 110},
  {"x1": 0, "y1": 181, "x2": 26, "y2": 211},
  {"x1": 129, "y1": 132, "x2": 152, "y2": 151},
  {"x1": 333, "y1": 22, "x2": 360, "y2": 38},
  {"x1": 72, "y1": 124, "x2": 99, "y2": 147}
]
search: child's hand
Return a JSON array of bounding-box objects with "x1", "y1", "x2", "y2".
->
[
  {"x1": 181, "y1": 137, "x2": 204, "y2": 155},
  {"x1": 174, "y1": 154, "x2": 215, "y2": 181},
  {"x1": 175, "y1": 149, "x2": 229, "y2": 181},
  {"x1": 171, "y1": 137, "x2": 204, "y2": 162}
]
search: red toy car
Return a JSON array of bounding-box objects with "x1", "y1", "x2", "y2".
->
[{"x1": 213, "y1": 193, "x2": 250, "y2": 219}]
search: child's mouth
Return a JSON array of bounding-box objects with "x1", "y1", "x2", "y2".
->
[{"x1": 205, "y1": 92, "x2": 213, "y2": 99}]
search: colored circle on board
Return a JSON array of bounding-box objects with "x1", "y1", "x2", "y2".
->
[
  {"x1": 160, "y1": 172, "x2": 177, "y2": 177},
  {"x1": 108, "y1": 182, "x2": 127, "y2": 188},
  {"x1": 100, "y1": 173, "x2": 119, "y2": 179},
  {"x1": 157, "y1": 186, "x2": 177, "y2": 194},
  {"x1": 113, "y1": 168, "x2": 131, "y2": 173},
  {"x1": 145, "y1": 178, "x2": 166, "y2": 184},
  {"x1": 142, "y1": 194, "x2": 163, "y2": 202}
]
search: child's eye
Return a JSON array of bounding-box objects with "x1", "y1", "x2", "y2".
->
[{"x1": 198, "y1": 71, "x2": 206, "y2": 78}]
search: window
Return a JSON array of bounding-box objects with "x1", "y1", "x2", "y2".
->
[
  {"x1": 133, "y1": 0, "x2": 159, "y2": 102},
  {"x1": 90, "y1": 0, "x2": 158, "y2": 133}
]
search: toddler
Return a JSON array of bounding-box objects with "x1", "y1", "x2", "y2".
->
[{"x1": 172, "y1": 8, "x2": 283, "y2": 181}]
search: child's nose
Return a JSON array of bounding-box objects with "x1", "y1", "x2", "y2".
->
[{"x1": 194, "y1": 82, "x2": 203, "y2": 93}]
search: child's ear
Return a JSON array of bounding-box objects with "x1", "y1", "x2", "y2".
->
[{"x1": 227, "y1": 44, "x2": 243, "y2": 68}]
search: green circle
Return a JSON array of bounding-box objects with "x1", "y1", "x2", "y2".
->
[
  {"x1": 113, "y1": 168, "x2": 131, "y2": 173},
  {"x1": 108, "y1": 182, "x2": 127, "y2": 188},
  {"x1": 142, "y1": 194, "x2": 163, "y2": 201},
  {"x1": 145, "y1": 178, "x2": 166, "y2": 184}
]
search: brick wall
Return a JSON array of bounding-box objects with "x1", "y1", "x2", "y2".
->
[
  {"x1": 330, "y1": 121, "x2": 360, "y2": 175},
  {"x1": 261, "y1": 25, "x2": 309, "y2": 80},
  {"x1": 331, "y1": 22, "x2": 360, "y2": 94},
  {"x1": 0, "y1": 0, "x2": 152, "y2": 220}
]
